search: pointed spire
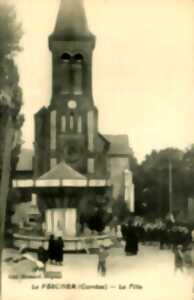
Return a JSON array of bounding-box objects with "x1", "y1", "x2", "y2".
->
[{"x1": 52, "y1": 0, "x2": 93, "y2": 40}]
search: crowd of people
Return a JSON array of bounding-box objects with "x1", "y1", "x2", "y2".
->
[
  {"x1": 120, "y1": 217, "x2": 193, "y2": 249},
  {"x1": 42, "y1": 223, "x2": 194, "y2": 275},
  {"x1": 118, "y1": 217, "x2": 194, "y2": 274},
  {"x1": 4, "y1": 216, "x2": 194, "y2": 278}
]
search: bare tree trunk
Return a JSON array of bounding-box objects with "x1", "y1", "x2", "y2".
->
[{"x1": 0, "y1": 114, "x2": 14, "y2": 299}]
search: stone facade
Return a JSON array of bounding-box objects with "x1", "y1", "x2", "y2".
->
[{"x1": 13, "y1": 0, "x2": 135, "y2": 237}]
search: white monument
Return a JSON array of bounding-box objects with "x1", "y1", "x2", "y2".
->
[
  {"x1": 45, "y1": 208, "x2": 77, "y2": 237},
  {"x1": 124, "y1": 169, "x2": 135, "y2": 212}
]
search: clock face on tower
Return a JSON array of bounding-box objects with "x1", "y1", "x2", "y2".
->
[{"x1": 67, "y1": 100, "x2": 77, "y2": 109}]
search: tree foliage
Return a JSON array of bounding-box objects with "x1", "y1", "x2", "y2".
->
[
  {"x1": 182, "y1": 144, "x2": 194, "y2": 198},
  {"x1": 0, "y1": 2, "x2": 23, "y2": 247},
  {"x1": 0, "y1": 3, "x2": 22, "y2": 60},
  {"x1": 135, "y1": 147, "x2": 194, "y2": 219},
  {"x1": 112, "y1": 198, "x2": 129, "y2": 223},
  {"x1": 0, "y1": 2, "x2": 23, "y2": 171}
]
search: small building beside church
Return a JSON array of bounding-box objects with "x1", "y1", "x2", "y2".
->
[{"x1": 12, "y1": 0, "x2": 134, "y2": 241}]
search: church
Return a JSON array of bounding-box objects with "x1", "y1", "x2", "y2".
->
[{"x1": 12, "y1": 0, "x2": 134, "y2": 243}]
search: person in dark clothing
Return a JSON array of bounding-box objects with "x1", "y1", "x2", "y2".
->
[
  {"x1": 121, "y1": 223, "x2": 128, "y2": 240},
  {"x1": 55, "y1": 237, "x2": 64, "y2": 265},
  {"x1": 48, "y1": 234, "x2": 56, "y2": 264},
  {"x1": 129, "y1": 227, "x2": 138, "y2": 255},
  {"x1": 121, "y1": 223, "x2": 131, "y2": 255},
  {"x1": 123, "y1": 225, "x2": 138, "y2": 256},
  {"x1": 37, "y1": 246, "x2": 48, "y2": 273}
]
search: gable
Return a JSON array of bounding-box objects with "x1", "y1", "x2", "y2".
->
[{"x1": 39, "y1": 161, "x2": 86, "y2": 180}]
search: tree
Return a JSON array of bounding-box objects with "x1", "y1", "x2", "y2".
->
[
  {"x1": 0, "y1": 2, "x2": 23, "y2": 294},
  {"x1": 0, "y1": 3, "x2": 22, "y2": 59},
  {"x1": 182, "y1": 144, "x2": 194, "y2": 198},
  {"x1": 135, "y1": 148, "x2": 185, "y2": 217},
  {"x1": 128, "y1": 146, "x2": 139, "y2": 174},
  {"x1": 79, "y1": 194, "x2": 112, "y2": 233},
  {"x1": 112, "y1": 198, "x2": 130, "y2": 223},
  {"x1": 86, "y1": 208, "x2": 106, "y2": 233}
]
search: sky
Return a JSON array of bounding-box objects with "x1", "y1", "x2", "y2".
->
[{"x1": 10, "y1": 0, "x2": 194, "y2": 161}]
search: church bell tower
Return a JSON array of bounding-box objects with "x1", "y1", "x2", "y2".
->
[
  {"x1": 49, "y1": 0, "x2": 96, "y2": 104},
  {"x1": 34, "y1": 0, "x2": 109, "y2": 178}
]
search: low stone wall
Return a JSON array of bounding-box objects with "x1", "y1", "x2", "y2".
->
[{"x1": 13, "y1": 233, "x2": 113, "y2": 252}]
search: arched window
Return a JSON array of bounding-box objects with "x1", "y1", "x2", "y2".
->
[
  {"x1": 74, "y1": 53, "x2": 83, "y2": 62},
  {"x1": 61, "y1": 115, "x2": 66, "y2": 132},
  {"x1": 61, "y1": 53, "x2": 71, "y2": 94},
  {"x1": 50, "y1": 110, "x2": 56, "y2": 150},
  {"x1": 78, "y1": 116, "x2": 82, "y2": 133},
  {"x1": 87, "y1": 111, "x2": 95, "y2": 151},
  {"x1": 70, "y1": 113, "x2": 74, "y2": 131},
  {"x1": 72, "y1": 53, "x2": 83, "y2": 95},
  {"x1": 61, "y1": 53, "x2": 71, "y2": 62}
]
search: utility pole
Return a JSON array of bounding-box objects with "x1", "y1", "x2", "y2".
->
[{"x1": 168, "y1": 160, "x2": 173, "y2": 215}]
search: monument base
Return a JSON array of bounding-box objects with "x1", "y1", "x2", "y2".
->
[{"x1": 12, "y1": 206, "x2": 114, "y2": 252}]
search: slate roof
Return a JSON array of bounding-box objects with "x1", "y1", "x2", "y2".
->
[
  {"x1": 39, "y1": 161, "x2": 86, "y2": 180},
  {"x1": 52, "y1": 0, "x2": 93, "y2": 40}
]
